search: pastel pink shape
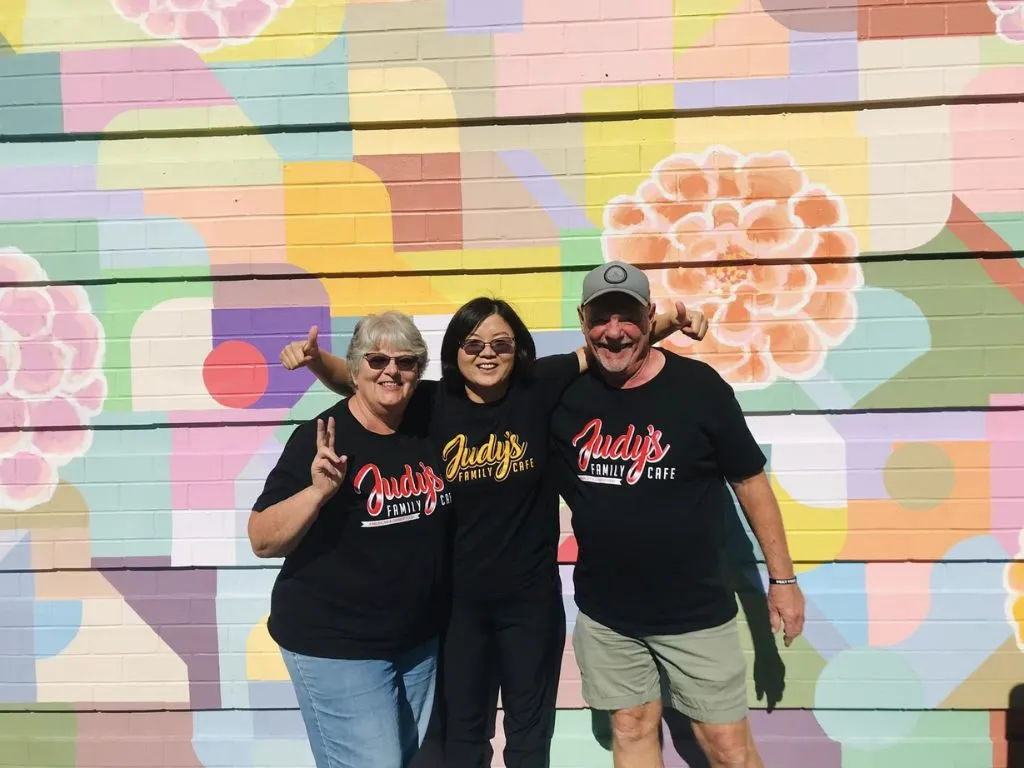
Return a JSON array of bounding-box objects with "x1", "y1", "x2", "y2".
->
[
  {"x1": 50, "y1": 310, "x2": 103, "y2": 390},
  {"x1": 29, "y1": 397, "x2": 90, "y2": 460},
  {"x1": 12, "y1": 338, "x2": 68, "y2": 398},
  {"x1": 0, "y1": 248, "x2": 45, "y2": 283},
  {"x1": 0, "y1": 287, "x2": 54, "y2": 340},
  {"x1": 493, "y1": 0, "x2": 674, "y2": 116},
  {"x1": 71, "y1": 377, "x2": 108, "y2": 417},
  {"x1": 0, "y1": 451, "x2": 56, "y2": 508},
  {"x1": 170, "y1": 410, "x2": 288, "y2": 510},
  {"x1": 865, "y1": 562, "x2": 933, "y2": 647},
  {"x1": 951, "y1": 71, "x2": 1024, "y2": 215},
  {"x1": 0, "y1": 396, "x2": 28, "y2": 455},
  {"x1": 61, "y1": 47, "x2": 234, "y2": 133},
  {"x1": 987, "y1": 399, "x2": 1024, "y2": 556}
]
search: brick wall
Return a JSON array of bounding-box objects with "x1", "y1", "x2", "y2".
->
[{"x1": 1, "y1": 0, "x2": 1023, "y2": 766}]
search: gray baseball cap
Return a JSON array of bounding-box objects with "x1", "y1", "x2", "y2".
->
[{"x1": 580, "y1": 260, "x2": 650, "y2": 307}]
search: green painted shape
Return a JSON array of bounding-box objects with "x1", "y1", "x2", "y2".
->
[
  {"x1": 0, "y1": 220, "x2": 101, "y2": 283},
  {"x1": 0, "y1": 51, "x2": 63, "y2": 136},
  {"x1": 0, "y1": 34, "x2": 12, "y2": 57},
  {"x1": 980, "y1": 34, "x2": 1024, "y2": 66},
  {"x1": 979, "y1": 212, "x2": 1024, "y2": 250},
  {"x1": 559, "y1": 228, "x2": 603, "y2": 327},
  {"x1": 0, "y1": 709, "x2": 76, "y2": 767},
  {"x1": 855, "y1": 258, "x2": 1024, "y2": 409},
  {"x1": 97, "y1": 271, "x2": 212, "y2": 413},
  {"x1": 549, "y1": 710, "x2": 613, "y2": 767},
  {"x1": 839, "y1": 710, "x2": 992, "y2": 768}
]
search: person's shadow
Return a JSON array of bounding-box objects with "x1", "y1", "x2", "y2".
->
[
  {"x1": 1008, "y1": 684, "x2": 1024, "y2": 768},
  {"x1": 591, "y1": 491, "x2": 787, "y2": 766}
]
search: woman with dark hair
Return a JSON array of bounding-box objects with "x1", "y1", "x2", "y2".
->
[{"x1": 278, "y1": 296, "x2": 707, "y2": 768}]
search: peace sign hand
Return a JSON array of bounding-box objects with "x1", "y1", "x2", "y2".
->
[
  {"x1": 311, "y1": 416, "x2": 347, "y2": 502},
  {"x1": 281, "y1": 326, "x2": 321, "y2": 371}
]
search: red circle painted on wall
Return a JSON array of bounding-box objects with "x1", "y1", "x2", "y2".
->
[{"x1": 203, "y1": 340, "x2": 269, "y2": 409}]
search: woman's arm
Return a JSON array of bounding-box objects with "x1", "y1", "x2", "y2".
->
[
  {"x1": 573, "y1": 301, "x2": 708, "y2": 373},
  {"x1": 248, "y1": 416, "x2": 348, "y2": 558},
  {"x1": 279, "y1": 326, "x2": 355, "y2": 397}
]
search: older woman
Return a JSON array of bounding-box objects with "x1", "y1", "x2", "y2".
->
[{"x1": 248, "y1": 310, "x2": 453, "y2": 768}]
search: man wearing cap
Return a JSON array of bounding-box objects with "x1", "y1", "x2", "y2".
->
[{"x1": 549, "y1": 261, "x2": 806, "y2": 768}]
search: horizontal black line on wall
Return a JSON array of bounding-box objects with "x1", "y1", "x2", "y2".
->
[
  {"x1": 2, "y1": 91, "x2": 1024, "y2": 144},
  {"x1": 0, "y1": 706, "x2": 1014, "y2": 715},
  {"x1": 3, "y1": 559, "x2": 1020, "y2": 575},
  {"x1": 3, "y1": 250, "x2": 1021, "y2": 289},
  {"x1": 3, "y1": 403, "x2": 1020, "y2": 435}
]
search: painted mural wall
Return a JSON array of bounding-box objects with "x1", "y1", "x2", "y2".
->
[{"x1": 1, "y1": 0, "x2": 1023, "y2": 765}]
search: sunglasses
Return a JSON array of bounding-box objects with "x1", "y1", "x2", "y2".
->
[
  {"x1": 364, "y1": 353, "x2": 419, "y2": 372},
  {"x1": 460, "y1": 338, "x2": 515, "y2": 356}
]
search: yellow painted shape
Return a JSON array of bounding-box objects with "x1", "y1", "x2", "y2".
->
[
  {"x1": 667, "y1": 111, "x2": 870, "y2": 245},
  {"x1": 769, "y1": 472, "x2": 847, "y2": 576},
  {"x1": 0, "y1": 0, "x2": 28, "y2": 50},
  {"x1": 583, "y1": 117, "x2": 676, "y2": 228},
  {"x1": 246, "y1": 614, "x2": 289, "y2": 681},
  {"x1": 349, "y1": 67, "x2": 460, "y2": 154},
  {"x1": 582, "y1": 84, "x2": 675, "y2": 116},
  {"x1": 673, "y1": 0, "x2": 742, "y2": 52},
  {"x1": 23, "y1": 0, "x2": 140, "y2": 51},
  {"x1": 203, "y1": 0, "x2": 346, "y2": 62},
  {"x1": 97, "y1": 107, "x2": 282, "y2": 189}
]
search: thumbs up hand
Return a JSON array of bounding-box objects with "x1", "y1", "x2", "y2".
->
[{"x1": 280, "y1": 326, "x2": 322, "y2": 370}]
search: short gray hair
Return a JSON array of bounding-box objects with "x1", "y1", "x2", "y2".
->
[{"x1": 346, "y1": 310, "x2": 429, "y2": 380}]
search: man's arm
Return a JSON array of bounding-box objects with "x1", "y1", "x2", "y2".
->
[{"x1": 730, "y1": 471, "x2": 806, "y2": 647}]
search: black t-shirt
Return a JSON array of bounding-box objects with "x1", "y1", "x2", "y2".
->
[
  {"x1": 549, "y1": 350, "x2": 766, "y2": 637},
  {"x1": 418, "y1": 353, "x2": 580, "y2": 600},
  {"x1": 252, "y1": 396, "x2": 453, "y2": 659}
]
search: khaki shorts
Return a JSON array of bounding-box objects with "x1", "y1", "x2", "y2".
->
[{"x1": 572, "y1": 611, "x2": 748, "y2": 724}]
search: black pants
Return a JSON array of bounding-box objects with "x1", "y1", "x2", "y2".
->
[{"x1": 442, "y1": 577, "x2": 566, "y2": 768}]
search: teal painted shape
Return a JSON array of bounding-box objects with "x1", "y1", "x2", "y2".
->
[
  {"x1": 0, "y1": 140, "x2": 99, "y2": 166},
  {"x1": 0, "y1": 51, "x2": 63, "y2": 135},
  {"x1": 819, "y1": 286, "x2": 931, "y2": 409},
  {"x1": 213, "y1": 569, "x2": 279, "y2": 709},
  {"x1": 60, "y1": 415, "x2": 174, "y2": 559},
  {"x1": 192, "y1": 710, "x2": 255, "y2": 768},
  {"x1": 980, "y1": 211, "x2": 1024, "y2": 251},
  {"x1": 814, "y1": 647, "x2": 925, "y2": 748},
  {"x1": 0, "y1": 219, "x2": 101, "y2": 283},
  {"x1": 98, "y1": 217, "x2": 209, "y2": 271},
  {"x1": 209, "y1": 35, "x2": 351, "y2": 162},
  {"x1": 33, "y1": 600, "x2": 82, "y2": 658}
]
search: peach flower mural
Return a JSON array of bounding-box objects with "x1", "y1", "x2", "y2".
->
[
  {"x1": 602, "y1": 145, "x2": 864, "y2": 389},
  {"x1": 1006, "y1": 530, "x2": 1024, "y2": 651},
  {"x1": 0, "y1": 248, "x2": 107, "y2": 512},
  {"x1": 989, "y1": 1, "x2": 1024, "y2": 44},
  {"x1": 111, "y1": 0, "x2": 293, "y2": 53}
]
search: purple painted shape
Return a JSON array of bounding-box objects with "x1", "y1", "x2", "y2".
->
[
  {"x1": 0, "y1": 533, "x2": 36, "y2": 703},
  {"x1": 675, "y1": 72, "x2": 857, "y2": 110},
  {"x1": 212, "y1": 305, "x2": 333, "y2": 411},
  {"x1": 252, "y1": 707, "x2": 308, "y2": 740},
  {"x1": 0, "y1": 165, "x2": 144, "y2": 222},
  {"x1": 447, "y1": 0, "x2": 522, "y2": 33},
  {"x1": 663, "y1": 709, "x2": 841, "y2": 766},
  {"x1": 498, "y1": 150, "x2": 593, "y2": 231},
  {"x1": 789, "y1": 30, "x2": 858, "y2": 77},
  {"x1": 102, "y1": 567, "x2": 221, "y2": 709}
]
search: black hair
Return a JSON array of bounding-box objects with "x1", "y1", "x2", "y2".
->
[{"x1": 440, "y1": 296, "x2": 537, "y2": 393}]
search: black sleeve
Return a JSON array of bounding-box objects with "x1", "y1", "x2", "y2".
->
[
  {"x1": 403, "y1": 380, "x2": 439, "y2": 437},
  {"x1": 252, "y1": 420, "x2": 315, "y2": 512},
  {"x1": 707, "y1": 374, "x2": 767, "y2": 482},
  {"x1": 530, "y1": 352, "x2": 582, "y2": 413}
]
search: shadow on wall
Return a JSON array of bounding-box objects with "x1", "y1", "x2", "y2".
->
[
  {"x1": 591, "y1": 494, "x2": 787, "y2": 765},
  {"x1": 1009, "y1": 684, "x2": 1024, "y2": 768}
]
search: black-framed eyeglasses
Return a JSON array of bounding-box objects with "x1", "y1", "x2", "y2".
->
[
  {"x1": 460, "y1": 338, "x2": 515, "y2": 356},
  {"x1": 364, "y1": 353, "x2": 419, "y2": 372}
]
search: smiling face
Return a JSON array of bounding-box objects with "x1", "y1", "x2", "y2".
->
[
  {"x1": 580, "y1": 292, "x2": 655, "y2": 379},
  {"x1": 457, "y1": 313, "x2": 517, "y2": 397},
  {"x1": 353, "y1": 345, "x2": 420, "y2": 412}
]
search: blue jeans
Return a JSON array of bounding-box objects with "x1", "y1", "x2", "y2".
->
[{"x1": 280, "y1": 638, "x2": 438, "y2": 768}]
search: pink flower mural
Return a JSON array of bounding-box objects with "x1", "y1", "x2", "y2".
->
[
  {"x1": 602, "y1": 146, "x2": 864, "y2": 388},
  {"x1": 1007, "y1": 531, "x2": 1024, "y2": 650},
  {"x1": 0, "y1": 248, "x2": 107, "y2": 512},
  {"x1": 111, "y1": 0, "x2": 293, "y2": 53},
  {"x1": 989, "y1": 1, "x2": 1024, "y2": 44}
]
